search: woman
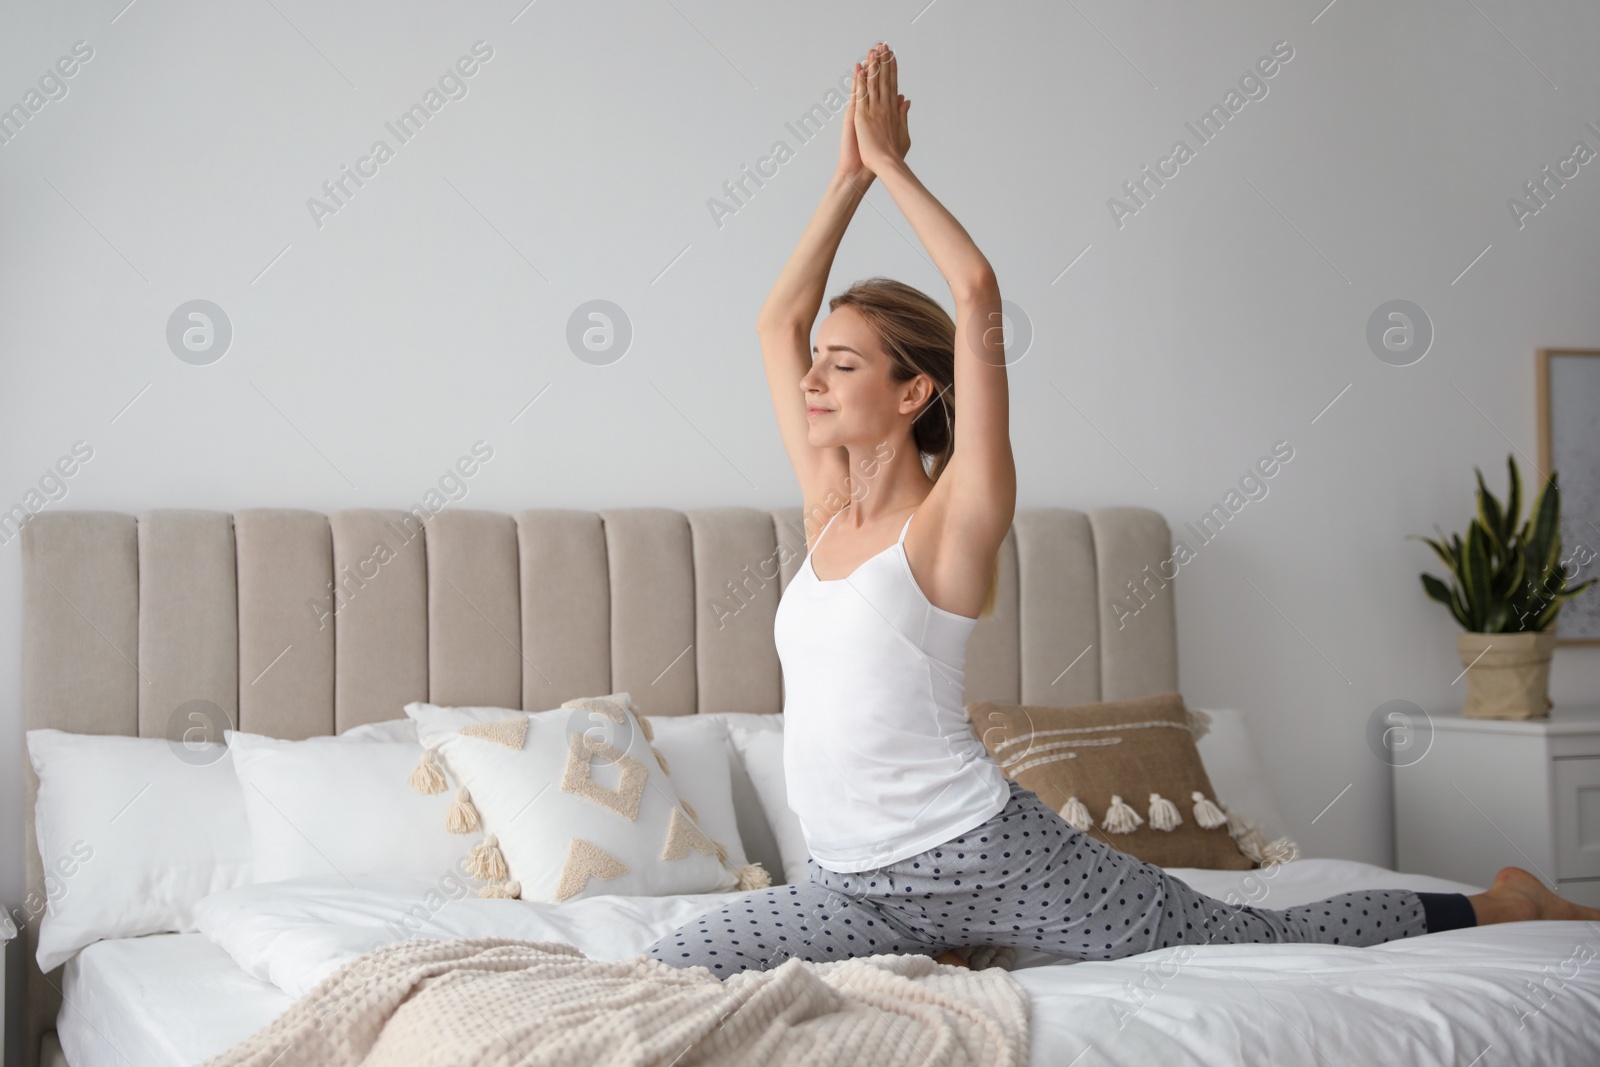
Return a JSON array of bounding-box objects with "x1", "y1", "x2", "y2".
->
[{"x1": 647, "y1": 42, "x2": 1600, "y2": 978}]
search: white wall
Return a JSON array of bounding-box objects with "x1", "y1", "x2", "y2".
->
[{"x1": 2, "y1": 0, "x2": 1598, "y2": 959}]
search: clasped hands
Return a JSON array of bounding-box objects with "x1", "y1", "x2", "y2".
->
[{"x1": 838, "y1": 42, "x2": 911, "y2": 184}]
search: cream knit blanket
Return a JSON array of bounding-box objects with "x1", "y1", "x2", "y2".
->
[{"x1": 202, "y1": 938, "x2": 1030, "y2": 1067}]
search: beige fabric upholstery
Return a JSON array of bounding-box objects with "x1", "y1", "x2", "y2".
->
[
  {"x1": 426, "y1": 509, "x2": 522, "y2": 709},
  {"x1": 137, "y1": 510, "x2": 238, "y2": 738},
  {"x1": 687, "y1": 507, "x2": 784, "y2": 716},
  {"x1": 20, "y1": 513, "x2": 138, "y2": 1067},
  {"x1": 331, "y1": 510, "x2": 429, "y2": 732},
  {"x1": 600, "y1": 509, "x2": 698, "y2": 717},
  {"x1": 18, "y1": 504, "x2": 1177, "y2": 1067},
  {"x1": 1090, "y1": 506, "x2": 1180, "y2": 700},
  {"x1": 21, "y1": 512, "x2": 140, "y2": 734},
  {"x1": 235, "y1": 510, "x2": 334, "y2": 739},
  {"x1": 514, "y1": 510, "x2": 612, "y2": 711},
  {"x1": 1017, "y1": 509, "x2": 1101, "y2": 705}
]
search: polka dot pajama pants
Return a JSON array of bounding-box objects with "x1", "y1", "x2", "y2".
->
[{"x1": 647, "y1": 779, "x2": 1463, "y2": 978}]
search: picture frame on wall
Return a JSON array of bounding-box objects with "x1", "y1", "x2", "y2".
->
[{"x1": 1536, "y1": 348, "x2": 1600, "y2": 645}]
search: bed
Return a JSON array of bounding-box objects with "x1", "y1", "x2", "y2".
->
[{"x1": 20, "y1": 505, "x2": 1600, "y2": 1066}]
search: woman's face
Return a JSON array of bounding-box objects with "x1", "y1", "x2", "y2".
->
[{"x1": 802, "y1": 306, "x2": 929, "y2": 450}]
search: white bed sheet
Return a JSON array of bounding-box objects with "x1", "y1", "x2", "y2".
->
[
  {"x1": 61, "y1": 860, "x2": 1600, "y2": 1067},
  {"x1": 57, "y1": 933, "x2": 293, "y2": 1067}
]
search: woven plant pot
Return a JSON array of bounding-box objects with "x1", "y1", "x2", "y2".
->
[{"x1": 1456, "y1": 631, "x2": 1556, "y2": 720}]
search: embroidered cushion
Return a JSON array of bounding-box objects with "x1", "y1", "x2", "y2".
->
[
  {"x1": 406, "y1": 695, "x2": 758, "y2": 902},
  {"x1": 643, "y1": 715, "x2": 750, "y2": 873},
  {"x1": 966, "y1": 691, "x2": 1288, "y2": 870}
]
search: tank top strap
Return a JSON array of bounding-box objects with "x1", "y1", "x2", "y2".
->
[
  {"x1": 896, "y1": 510, "x2": 916, "y2": 545},
  {"x1": 814, "y1": 504, "x2": 848, "y2": 549}
]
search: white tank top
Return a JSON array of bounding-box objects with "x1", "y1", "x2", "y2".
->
[{"x1": 774, "y1": 503, "x2": 1010, "y2": 873}]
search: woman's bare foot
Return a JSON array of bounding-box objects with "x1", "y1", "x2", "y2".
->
[
  {"x1": 933, "y1": 949, "x2": 972, "y2": 969},
  {"x1": 1467, "y1": 867, "x2": 1600, "y2": 925}
]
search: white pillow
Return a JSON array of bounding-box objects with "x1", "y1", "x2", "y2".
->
[
  {"x1": 694, "y1": 712, "x2": 786, "y2": 737},
  {"x1": 227, "y1": 731, "x2": 470, "y2": 883},
  {"x1": 340, "y1": 718, "x2": 419, "y2": 743},
  {"x1": 700, "y1": 713, "x2": 786, "y2": 879},
  {"x1": 727, "y1": 725, "x2": 810, "y2": 884},
  {"x1": 645, "y1": 716, "x2": 748, "y2": 870},
  {"x1": 27, "y1": 729, "x2": 253, "y2": 971},
  {"x1": 408, "y1": 698, "x2": 744, "y2": 902},
  {"x1": 409, "y1": 691, "x2": 635, "y2": 731},
  {"x1": 1192, "y1": 707, "x2": 1292, "y2": 843}
]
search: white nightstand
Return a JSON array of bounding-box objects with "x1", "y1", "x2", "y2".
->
[{"x1": 1393, "y1": 704, "x2": 1600, "y2": 907}]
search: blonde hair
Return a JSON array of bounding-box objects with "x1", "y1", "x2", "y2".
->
[{"x1": 828, "y1": 277, "x2": 1000, "y2": 619}]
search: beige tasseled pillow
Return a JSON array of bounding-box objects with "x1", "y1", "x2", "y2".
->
[{"x1": 967, "y1": 691, "x2": 1258, "y2": 870}]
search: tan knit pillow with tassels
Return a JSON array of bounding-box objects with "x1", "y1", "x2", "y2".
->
[{"x1": 968, "y1": 692, "x2": 1270, "y2": 870}]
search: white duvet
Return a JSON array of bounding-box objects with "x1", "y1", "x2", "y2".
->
[{"x1": 194, "y1": 860, "x2": 1600, "y2": 1066}]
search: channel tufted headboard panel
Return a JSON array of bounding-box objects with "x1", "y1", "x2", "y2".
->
[{"x1": 17, "y1": 504, "x2": 1178, "y2": 1066}]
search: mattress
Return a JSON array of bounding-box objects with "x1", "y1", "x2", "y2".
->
[
  {"x1": 57, "y1": 933, "x2": 293, "y2": 1067},
  {"x1": 55, "y1": 860, "x2": 1600, "y2": 1067}
]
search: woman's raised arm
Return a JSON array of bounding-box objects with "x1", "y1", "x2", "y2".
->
[
  {"x1": 853, "y1": 44, "x2": 1016, "y2": 538},
  {"x1": 756, "y1": 57, "x2": 887, "y2": 515}
]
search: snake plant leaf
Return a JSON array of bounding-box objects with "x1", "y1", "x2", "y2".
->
[
  {"x1": 1514, "y1": 548, "x2": 1541, "y2": 622},
  {"x1": 1518, "y1": 524, "x2": 1562, "y2": 612},
  {"x1": 1452, "y1": 583, "x2": 1474, "y2": 629},
  {"x1": 1528, "y1": 532, "x2": 1558, "y2": 589},
  {"x1": 1528, "y1": 472, "x2": 1561, "y2": 560},
  {"x1": 1420, "y1": 573, "x2": 1470, "y2": 629},
  {"x1": 1532, "y1": 596, "x2": 1563, "y2": 632},
  {"x1": 1420, "y1": 572, "x2": 1455, "y2": 604},
  {"x1": 1517, "y1": 477, "x2": 1560, "y2": 602},
  {"x1": 1410, "y1": 534, "x2": 1458, "y2": 572},
  {"x1": 1464, "y1": 521, "x2": 1491, "y2": 629},
  {"x1": 1565, "y1": 585, "x2": 1596, "y2": 606},
  {"x1": 1476, "y1": 467, "x2": 1505, "y2": 555},
  {"x1": 1490, "y1": 545, "x2": 1514, "y2": 596},
  {"x1": 1495, "y1": 548, "x2": 1526, "y2": 605},
  {"x1": 1534, "y1": 538, "x2": 1563, "y2": 599},
  {"x1": 1503, "y1": 454, "x2": 1521, "y2": 547},
  {"x1": 1483, "y1": 600, "x2": 1511, "y2": 633},
  {"x1": 1548, "y1": 576, "x2": 1599, "y2": 606}
]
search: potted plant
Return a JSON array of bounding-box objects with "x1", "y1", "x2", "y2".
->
[{"x1": 1410, "y1": 454, "x2": 1595, "y2": 719}]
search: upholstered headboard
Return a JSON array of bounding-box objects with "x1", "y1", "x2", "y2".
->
[{"x1": 17, "y1": 504, "x2": 1178, "y2": 1066}]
